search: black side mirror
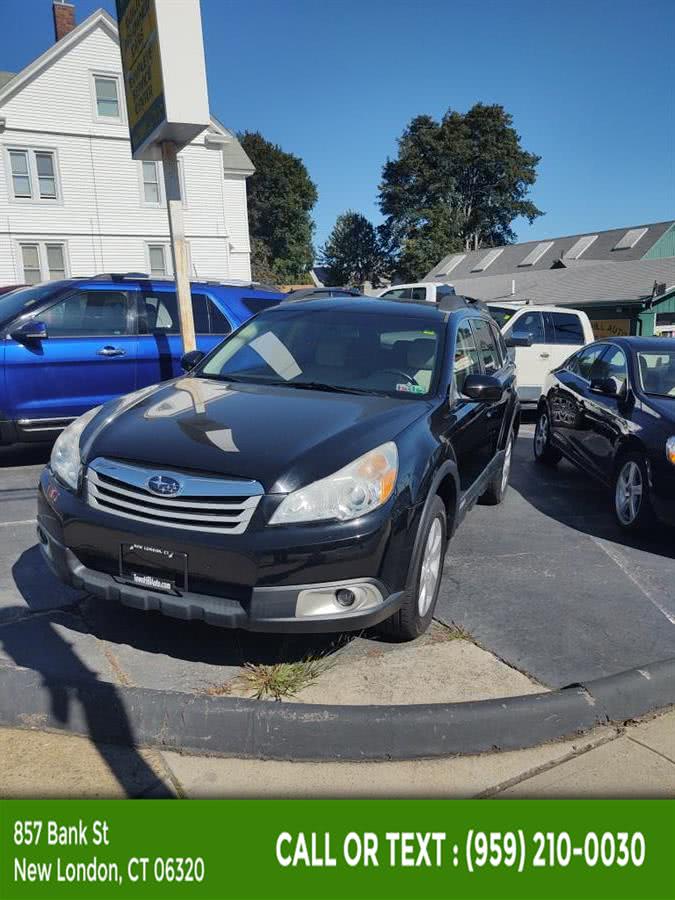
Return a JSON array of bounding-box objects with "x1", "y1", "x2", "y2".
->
[
  {"x1": 462, "y1": 373, "x2": 503, "y2": 402},
  {"x1": 11, "y1": 320, "x2": 48, "y2": 341},
  {"x1": 181, "y1": 350, "x2": 205, "y2": 372},
  {"x1": 505, "y1": 334, "x2": 533, "y2": 348},
  {"x1": 590, "y1": 376, "x2": 620, "y2": 397}
]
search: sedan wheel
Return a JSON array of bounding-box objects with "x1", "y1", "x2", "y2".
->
[
  {"x1": 615, "y1": 460, "x2": 643, "y2": 525},
  {"x1": 533, "y1": 406, "x2": 561, "y2": 466},
  {"x1": 534, "y1": 412, "x2": 548, "y2": 456}
]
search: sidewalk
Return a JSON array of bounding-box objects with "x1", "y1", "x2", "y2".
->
[{"x1": 2, "y1": 707, "x2": 673, "y2": 799}]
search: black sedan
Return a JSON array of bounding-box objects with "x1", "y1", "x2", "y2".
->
[
  {"x1": 534, "y1": 337, "x2": 675, "y2": 531},
  {"x1": 38, "y1": 297, "x2": 518, "y2": 640}
]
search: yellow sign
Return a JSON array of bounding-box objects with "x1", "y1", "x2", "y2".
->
[
  {"x1": 591, "y1": 318, "x2": 632, "y2": 339},
  {"x1": 116, "y1": 0, "x2": 166, "y2": 157}
]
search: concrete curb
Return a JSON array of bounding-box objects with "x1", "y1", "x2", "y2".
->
[{"x1": 0, "y1": 658, "x2": 673, "y2": 761}]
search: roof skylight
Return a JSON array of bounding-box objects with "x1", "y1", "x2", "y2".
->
[
  {"x1": 613, "y1": 227, "x2": 648, "y2": 251},
  {"x1": 518, "y1": 241, "x2": 554, "y2": 267},
  {"x1": 565, "y1": 234, "x2": 598, "y2": 260},
  {"x1": 471, "y1": 248, "x2": 504, "y2": 272}
]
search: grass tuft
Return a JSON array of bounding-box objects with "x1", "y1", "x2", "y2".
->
[
  {"x1": 429, "y1": 621, "x2": 473, "y2": 643},
  {"x1": 238, "y1": 657, "x2": 332, "y2": 701}
]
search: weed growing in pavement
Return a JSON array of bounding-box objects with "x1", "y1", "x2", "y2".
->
[
  {"x1": 429, "y1": 621, "x2": 473, "y2": 643},
  {"x1": 239, "y1": 657, "x2": 333, "y2": 701}
]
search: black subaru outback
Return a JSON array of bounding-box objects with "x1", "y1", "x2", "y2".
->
[{"x1": 38, "y1": 296, "x2": 519, "y2": 640}]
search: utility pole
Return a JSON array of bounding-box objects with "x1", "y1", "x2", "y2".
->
[{"x1": 162, "y1": 140, "x2": 196, "y2": 354}]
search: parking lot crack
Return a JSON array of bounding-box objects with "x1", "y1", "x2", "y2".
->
[{"x1": 102, "y1": 644, "x2": 134, "y2": 688}]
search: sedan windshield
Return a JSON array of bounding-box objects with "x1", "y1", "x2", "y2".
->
[
  {"x1": 638, "y1": 350, "x2": 675, "y2": 398},
  {"x1": 198, "y1": 307, "x2": 443, "y2": 398}
]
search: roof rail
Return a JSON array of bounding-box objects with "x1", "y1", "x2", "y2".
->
[{"x1": 89, "y1": 272, "x2": 150, "y2": 281}]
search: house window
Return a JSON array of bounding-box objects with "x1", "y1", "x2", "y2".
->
[
  {"x1": 7, "y1": 148, "x2": 59, "y2": 201},
  {"x1": 140, "y1": 159, "x2": 187, "y2": 206},
  {"x1": 21, "y1": 244, "x2": 42, "y2": 284},
  {"x1": 35, "y1": 152, "x2": 57, "y2": 199},
  {"x1": 94, "y1": 75, "x2": 120, "y2": 119},
  {"x1": 9, "y1": 151, "x2": 31, "y2": 198},
  {"x1": 142, "y1": 161, "x2": 161, "y2": 204},
  {"x1": 19, "y1": 241, "x2": 67, "y2": 284},
  {"x1": 46, "y1": 244, "x2": 66, "y2": 279},
  {"x1": 148, "y1": 244, "x2": 168, "y2": 276}
]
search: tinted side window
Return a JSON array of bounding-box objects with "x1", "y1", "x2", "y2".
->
[
  {"x1": 596, "y1": 346, "x2": 628, "y2": 387},
  {"x1": 207, "y1": 298, "x2": 232, "y2": 335},
  {"x1": 410, "y1": 287, "x2": 427, "y2": 301},
  {"x1": 472, "y1": 318, "x2": 501, "y2": 373},
  {"x1": 454, "y1": 321, "x2": 482, "y2": 393},
  {"x1": 549, "y1": 312, "x2": 585, "y2": 345},
  {"x1": 382, "y1": 288, "x2": 412, "y2": 300},
  {"x1": 488, "y1": 320, "x2": 507, "y2": 366},
  {"x1": 240, "y1": 295, "x2": 281, "y2": 315},
  {"x1": 576, "y1": 344, "x2": 609, "y2": 381},
  {"x1": 506, "y1": 310, "x2": 545, "y2": 344},
  {"x1": 40, "y1": 290, "x2": 130, "y2": 336},
  {"x1": 142, "y1": 291, "x2": 211, "y2": 335}
]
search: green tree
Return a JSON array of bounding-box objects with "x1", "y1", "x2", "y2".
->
[
  {"x1": 320, "y1": 211, "x2": 388, "y2": 286},
  {"x1": 239, "y1": 131, "x2": 318, "y2": 283},
  {"x1": 379, "y1": 104, "x2": 543, "y2": 280}
]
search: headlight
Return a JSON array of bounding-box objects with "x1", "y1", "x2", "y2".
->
[
  {"x1": 269, "y1": 442, "x2": 398, "y2": 525},
  {"x1": 50, "y1": 406, "x2": 101, "y2": 490},
  {"x1": 667, "y1": 436, "x2": 675, "y2": 466}
]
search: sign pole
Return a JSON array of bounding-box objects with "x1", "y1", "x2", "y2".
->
[{"x1": 161, "y1": 141, "x2": 196, "y2": 354}]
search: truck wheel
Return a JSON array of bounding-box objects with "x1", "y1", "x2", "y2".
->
[
  {"x1": 480, "y1": 428, "x2": 515, "y2": 505},
  {"x1": 379, "y1": 495, "x2": 447, "y2": 642},
  {"x1": 533, "y1": 406, "x2": 562, "y2": 466}
]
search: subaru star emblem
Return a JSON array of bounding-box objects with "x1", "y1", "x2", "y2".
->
[{"x1": 147, "y1": 475, "x2": 182, "y2": 497}]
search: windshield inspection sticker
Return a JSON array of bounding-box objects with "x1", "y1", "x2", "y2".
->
[{"x1": 396, "y1": 383, "x2": 426, "y2": 394}]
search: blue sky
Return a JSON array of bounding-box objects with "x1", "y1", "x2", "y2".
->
[{"x1": 1, "y1": 0, "x2": 674, "y2": 254}]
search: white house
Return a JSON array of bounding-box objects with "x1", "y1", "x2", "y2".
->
[{"x1": 0, "y1": 2, "x2": 254, "y2": 287}]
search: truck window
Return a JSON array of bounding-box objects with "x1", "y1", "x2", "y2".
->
[{"x1": 548, "y1": 312, "x2": 585, "y2": 345}]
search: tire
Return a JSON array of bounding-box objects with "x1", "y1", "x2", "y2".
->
[
  {"x1": 480, "y1": 427, "x2": 515, "y2": 505},
  {"x1": 613, "y1": 452, "x2": 655, "y2": 532},
  {"x1": 533, "y1": 405, "x2": 562, "y2": 466},
  {"x1": 379, "y1": 495, "x2": 447, "y2": 641}
]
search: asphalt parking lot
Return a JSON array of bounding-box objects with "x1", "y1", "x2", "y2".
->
[{"x1": 0, "y1": 424, "x2": 674, "y2": 701}]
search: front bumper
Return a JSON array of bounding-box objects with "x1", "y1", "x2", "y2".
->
[{"x1": 37, "y1": 468, "x2": 414, "y2": 633}]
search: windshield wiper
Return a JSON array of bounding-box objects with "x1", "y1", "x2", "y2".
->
[{"x1": 282, "y1": 381, "x2": 379, "y2": 396}]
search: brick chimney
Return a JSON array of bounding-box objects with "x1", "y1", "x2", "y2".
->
[{"x1": 53, "y1": 1, "x2": 76, "y2": 42}]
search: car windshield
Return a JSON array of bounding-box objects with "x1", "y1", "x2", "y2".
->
[
  {"x1": 488, "y1": 305, "x2": 517, "y2": 329},
  {"x1": 637, "y1": 349, "x2": 675, "y2": 398},
  {"x1": 197, "y1": 307, "x2": 443, "y2": 398},
  {"x1": 0, "y1": 282, "x2": 66, "y2": 329}
]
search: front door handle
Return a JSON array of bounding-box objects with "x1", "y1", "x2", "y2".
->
[
  {"x1": 97, "y1": 346, "x2": 126, "y2": 357},
  {"x1": 539, "y1": 351, "x2": 550, "y2": 359}
]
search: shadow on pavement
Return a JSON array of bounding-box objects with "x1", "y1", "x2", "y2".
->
[
  {"x1": 0, "y1": 602, "x2": 172, "y2": 797},
  {"x1": 510, "y1": 433, "x2": 675, "y2": 560},
  {"x1": 11, "y1": 546, "x2": 360, "y2": 669},
  {"x1": 0, "y1": 443, "x2": 51, "y2": 469}
]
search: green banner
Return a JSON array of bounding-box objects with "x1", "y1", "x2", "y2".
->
[{"x1": 1, "y1": 800, "x2": 673, "y2": 899}]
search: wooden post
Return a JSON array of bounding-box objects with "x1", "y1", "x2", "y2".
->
[{"x1": 161, "y1": 140, "x2": 196, "y2": 353}]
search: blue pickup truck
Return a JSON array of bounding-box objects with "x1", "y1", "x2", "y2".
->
[{"x1": 0, "y1": 274, "x2": 284, "y2": 446}]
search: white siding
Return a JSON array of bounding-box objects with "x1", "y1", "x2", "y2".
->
[{"x1": 0, "y1": 17, "x2": 250, "y2": 285}]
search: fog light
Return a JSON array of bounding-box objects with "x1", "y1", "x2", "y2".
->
[
  {"x1": 336, "y1": 588, "x2": 356, "y2": 608},
  {"x1": 296, "y1": 582, "x2": 384, "y2": 618}
]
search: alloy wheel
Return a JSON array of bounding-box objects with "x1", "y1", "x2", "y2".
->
[
  {"x1": 615, "y1": 460, "x2": 643, "y2": 525},
  {"x1": 418, "y1": 518, "x2": 443, "y2": 617},
  {"x1": 534, "y1": 412, "x2": 548, "y2": 457}
]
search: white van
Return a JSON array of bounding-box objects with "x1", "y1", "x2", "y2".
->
[
  {"x1": 378, "y1": 282, "x2": 456, "y2": 304},
  {"x1": 488, "y1": 302, "x2": 595, "y2": 404}
]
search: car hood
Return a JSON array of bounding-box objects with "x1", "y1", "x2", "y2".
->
[{"x1": 83, "y1": 377, "x2": 432, "y2": 493}]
